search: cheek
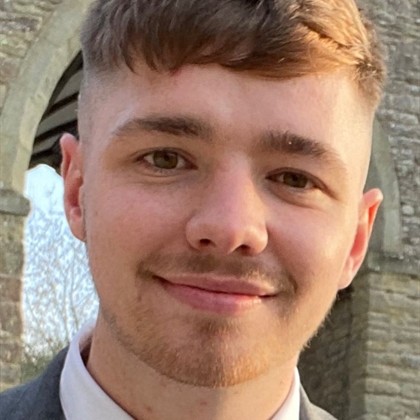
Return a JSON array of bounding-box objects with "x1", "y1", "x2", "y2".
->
[
  {"x1": 84, "y1": 184, "x2": 189, "y2": 264},
  {"x1": 82, "y1": 185, "x2": 188, "y2": 311},
  {"x1": 270, "y1": 208, "x2": 354, "y2": 288},
  {"x1": 269, "y1": 210, "x2": 356, "y2": 338}
]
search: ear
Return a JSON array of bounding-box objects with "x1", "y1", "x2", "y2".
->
[
  {"x1": 338, "y1": 188, "x2": 383, "y2": 289},
  {"x1": 60, "y1": 133, "x2": 86, "y2": 242}
]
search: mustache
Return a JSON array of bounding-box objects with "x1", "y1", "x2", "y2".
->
[{"x1": 136, "y1": 252, "x2": 297, "y2": 292}]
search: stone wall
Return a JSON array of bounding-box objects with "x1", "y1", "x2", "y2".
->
[
  {"x1": 356, "y1": 3, "x2": 419, "y2": 418},
  {"x1": 301, "y1": 269, "x2": 420, "y2": 420},
  {"x1": 0, "y1": 193, "x2": 29, "y2": 391},
  {"x1": 0, "y1": 0, "x2": 59, "y2": 391},
  {"x1": 0, "y1": 0, "x2": 90, "y2": 390},
  {"x1": 355, "y1": 272, "x2": 420, "y2": 419},
  {"x1": 358, "y1": 0, "x2": 420, "y2": 265},
  {"x1": 0, "y1": 0, "x2": 62, "y2": 113}
]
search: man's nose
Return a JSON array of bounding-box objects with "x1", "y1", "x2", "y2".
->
[{"x1": 185, "y1": 170, "x2": 268, "y2": 256}]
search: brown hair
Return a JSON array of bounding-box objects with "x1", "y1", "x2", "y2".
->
[{"x1": 80, "y1": 0, "x2": 385, "y2": 106}]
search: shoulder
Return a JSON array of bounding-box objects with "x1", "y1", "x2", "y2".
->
[
  {"x1": 0, "y1": 348, "x2": 68, "y2": 420},
  {"x1": 299, "y1": 387, "x2": 337, "y2": 420}
]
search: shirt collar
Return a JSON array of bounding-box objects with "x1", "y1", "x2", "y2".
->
[
  {"x1": 271, "y1": 368, "x2": 300, "y2": 419},
  {"x1": 60, "y1": 323, "x2": 300, "y2": 420},
  {"x1": 60, "y1": 322, "x2": 133, "y2": 420}
]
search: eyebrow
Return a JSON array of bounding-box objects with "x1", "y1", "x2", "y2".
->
[
  {"x1": 111, "y1": 114, "x2": 347, "y2": 172},
  {"x1": 111, "y1": 115, "x2": 213, "y2": 140},
  {"x1": 257, "y1": 131, "x2": 343, "y2": 164}
]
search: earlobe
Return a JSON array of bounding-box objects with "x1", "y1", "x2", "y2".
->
[
  {"x1": 60, "y1": 133, "x2": 86, "y2": 242},
  {"x1": 338, "y1": 188, "x2": 383, "y2": 289}
]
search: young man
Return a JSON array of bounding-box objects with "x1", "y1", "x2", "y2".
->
[{"x1": 1, "y1": 0, "x2": 386, "y2": 419}]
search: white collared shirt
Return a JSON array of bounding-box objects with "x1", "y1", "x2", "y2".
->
[{"x1": 60, "y1": 324, "x2": 300, "y2": 420}]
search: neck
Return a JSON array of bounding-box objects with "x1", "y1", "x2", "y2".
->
[{"x1": 86, "y1": 316, "x2": 297, "y2": 420}]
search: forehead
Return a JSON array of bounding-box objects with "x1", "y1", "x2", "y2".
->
[
  {"x1": 86, "y1": 65, "x2": 369, "y2": 127},
  {"x1": 84, "y1": 65, "x2": 373, "y2": 142}
]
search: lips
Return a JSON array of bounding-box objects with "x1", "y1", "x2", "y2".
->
[{"x1": 156, "y1": 275, "x2": 276, "y2": 315}]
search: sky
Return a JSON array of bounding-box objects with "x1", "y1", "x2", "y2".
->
[
  {"x1": 23, "y1": 164, "x2": 98, "y2": 352},
  {"x1": 24, "y1": 164, "x2": 64, "y2": 214}
]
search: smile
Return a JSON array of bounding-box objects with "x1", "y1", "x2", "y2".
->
[{"x1": 156, "y1": 275, "x2": 275, "y2": 316}]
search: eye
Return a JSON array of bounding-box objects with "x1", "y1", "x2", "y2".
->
[
  {"x1": 271, "y1": 171, "x2": 315, "y2": 189},
  {"x1": 143, "y1": 150, "x2": 188, "y2": 170}
]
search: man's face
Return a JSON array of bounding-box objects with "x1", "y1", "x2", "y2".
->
[{"x1": 62, "y1": 64, "x2": 381, "y2": 387}]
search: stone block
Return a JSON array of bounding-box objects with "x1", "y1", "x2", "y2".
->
[
  {"x1": 0, "y1": 11, "x2": 42, "y2": 37},
  {"x1": 401, "y1": 382, "x2": 420, "y2": 400},
  {"x1": 364, "y1": 394, "x2": 400, "y2": 416},
  {"x1": 365, "y1": 377, "x2": 401, "y2": 395},
  {"x1": 0, "y1": 274, "x2": 21, "y2": 301},
  {"x1": 0, "y1": 53, "x2": 21, "y2": 83},
  {"x1": 0, "y1": 338, "x2": 21, "y2": 364},
  {"x1": 11, "y1": 0, "x2": 63, "y2": 16},
  {"x1": 0, "y1": 213, "x2": 26, "y2": 276},
  {"x1": 366, "y1": 364, "x2": 418, "y2": 383},
  {"x1": 399, "y1": 397, "x2": 420, "y2": 417},
  {"x1": 0, "y1": 82, "x2": 6, "y2": 107},
  {"x1": 401, "y1": 354, "x2": 420, "y2": 370},
  {"x1": 0, "y1": 302, "x2": 22, "y2": 337},
  {"x1": 0, "y1": 188, "x2": 30, "y2": 216},
  {"x1": 0, "y1": 34, "x2": 30, "y2": 58},
  {"x1": 0, "y1": 361, "x2": 20, "y2": 386}
]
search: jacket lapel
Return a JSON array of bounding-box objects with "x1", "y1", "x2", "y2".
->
[{"x1": 299, "y1": 387, "x2": 337, "y2": 420}]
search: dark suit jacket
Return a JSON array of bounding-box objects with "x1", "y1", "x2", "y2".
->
[{"x1": 0, "y1": 349, "x2": 336, "y2": 419}]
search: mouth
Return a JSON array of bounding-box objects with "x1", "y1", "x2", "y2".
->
[{"x1": 155, "y1": 275, "x2": 276, "y2": 316}]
